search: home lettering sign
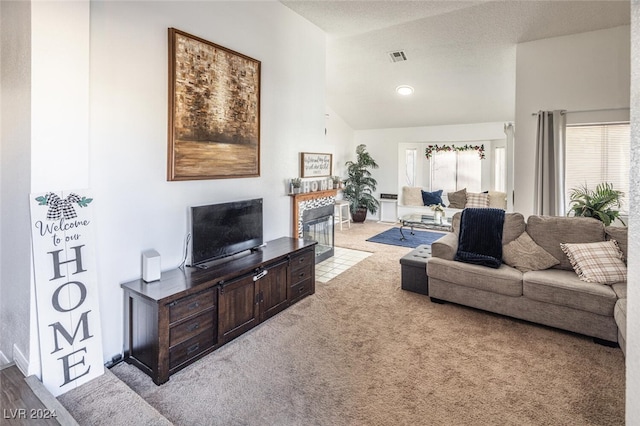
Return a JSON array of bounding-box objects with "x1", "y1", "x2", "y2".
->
[{"x1": 30, "y1": 190, "x2": 104, "y2": 396}]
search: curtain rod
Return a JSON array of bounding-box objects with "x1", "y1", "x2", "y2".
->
[{"x1": 531, "y1": 107, "x2": 629, "y2": 116}]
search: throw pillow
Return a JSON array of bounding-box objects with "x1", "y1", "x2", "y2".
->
[
  {"x1": 560, "y1": 240, "x2": 627, "y2": 284},
  {"x1": 421, "y1": 189, "x2": 444, "y2": 206},
  {"x1": 402, "y1": 186, "x2": 423, "y2": 206},
  {"x1": 502, "y1": 231, "x2": 559, "y2": 272},
  {"x1": 447, "y1": 188, "x2": 467, "y2": 209},
  {"x1": 488, "y1": 191, "x2": 507, "y2": 210},
  {"x1": 465, "y1": 192, "x2": 489, "y2": 208}
]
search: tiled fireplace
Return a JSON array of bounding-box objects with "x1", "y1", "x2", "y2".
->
[{"x1": 291, "y1": 190, "x2": 337, "y2": 264}]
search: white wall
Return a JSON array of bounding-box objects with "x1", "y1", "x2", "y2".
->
[
  {"x1": 0, "y1": 0, "x2": 32, "y2": 371},
  {"x1": 354, "y1": 122, "x2": 507, "y2": 219},
  {"x1": 514, "y1": 25, "x2": 631, "y2": 216},
  {"x1": 2, "y1": 1, "x2": 327, "y2": 368},
  {"x1": 88, "y1": 1, "x2": 326, "y2": 360},
  {"x1": 325, "y1": 105, "x2": 354, "y2": 182}
]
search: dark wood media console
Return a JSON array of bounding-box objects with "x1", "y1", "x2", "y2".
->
[{"x1": 121, "y1": 237, "x2": 317, "y2": 384}]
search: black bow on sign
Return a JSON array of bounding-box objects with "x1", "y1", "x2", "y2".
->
[{"x1": 46, "y1": 193, "x2": 82, "y2": 220}]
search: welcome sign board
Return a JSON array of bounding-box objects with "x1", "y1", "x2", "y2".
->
[{"x1": 30, "y1": 190, "x2": 104, "y2": 396}]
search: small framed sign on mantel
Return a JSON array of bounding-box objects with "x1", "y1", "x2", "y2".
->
[{"x1": 300, "y1": 152, "x2": 332, "y2": 178}]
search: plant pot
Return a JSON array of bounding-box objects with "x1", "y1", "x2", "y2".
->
[{"x1": 351, "y1": 208, "x2": 368, "y2": 223}]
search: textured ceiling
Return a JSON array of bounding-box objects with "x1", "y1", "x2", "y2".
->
[{"x1": 282, "y1": 1, "x2": 631, "y2": 130}]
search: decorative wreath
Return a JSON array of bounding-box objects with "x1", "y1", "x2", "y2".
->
[{"x1": 425, "y1": 144, "x2": 486, "y2": 159}]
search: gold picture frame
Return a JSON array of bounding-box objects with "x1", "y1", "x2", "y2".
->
[
  {"x1": 300, "y1": 152, "x2": 332, "y2": 178},
  {"x1": 167, "y1": 28, "x2": 261, "y2": 181}
]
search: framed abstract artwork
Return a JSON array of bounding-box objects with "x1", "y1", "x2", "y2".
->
[{"x1": 167, "y1": 28, "x2": 261, "y2": 180}]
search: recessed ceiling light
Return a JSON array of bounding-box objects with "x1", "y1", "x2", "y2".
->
[{"x1": 396, "y1": 85, "x2": 414, "y2": 96}]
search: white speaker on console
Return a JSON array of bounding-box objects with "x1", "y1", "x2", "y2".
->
[{"x1": 142, "y1": 249, "x2": 161, "y2": 282}]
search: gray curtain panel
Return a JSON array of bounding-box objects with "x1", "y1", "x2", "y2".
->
[{"x1": 534, "y1": 110, "x2": 566, "y2": 216}]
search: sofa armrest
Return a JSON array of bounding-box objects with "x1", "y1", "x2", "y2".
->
[{"x1": 431, "y1": 232, "x2": 458, "y2": 261}]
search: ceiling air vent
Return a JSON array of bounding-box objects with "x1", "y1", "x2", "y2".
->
[{"x1": 388, "y1": 50, "x2": 407, "y2": 63}]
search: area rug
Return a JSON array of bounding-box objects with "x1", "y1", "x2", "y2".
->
[{"x1": 366, "y1": 226, "x2": 446, "y2": 248}]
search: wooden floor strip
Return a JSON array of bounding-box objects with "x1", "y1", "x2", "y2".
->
[{"x1": 1, "y1": 363, "x2": 77, "y2": 426}]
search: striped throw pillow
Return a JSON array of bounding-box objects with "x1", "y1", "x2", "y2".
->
[{"x1": 465, "y1": 192, "x2": 489, "y2": 208}]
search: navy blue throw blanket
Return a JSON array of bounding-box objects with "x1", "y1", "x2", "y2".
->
[{"x1": 455, "y1": 208, "x2": 505, "y2": 268}]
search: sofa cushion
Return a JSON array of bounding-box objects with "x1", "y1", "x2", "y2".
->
[
  {"x1": 526, "y1": 216, "x2": 606, "y2": 271},
  {"x1": 523, "y1": 269, "x2": 617, "y2": 316},
  {"x1": 466, "y1": 192, "x2": 489, "y2": 208},
  {"x1": 427, "y1": 257, "x2": 523, "y2": 297},
  {"x1": 402, "y1": 186, "x2": 424, "y2": 206},
  {"x1": 503, "y1": 213, "x2": 526, "y2": 244},
  {"x1": 450, "y1": 211, "x2": 525, "y2": 244},
  {"x1": 488, "y1": 191, "x2": 507, "y2": 209},
  {"x1": 611, "y1": 282, "x2": 627, "y2": 299},
  {"x1": 615, "y1": 298, "x2": 627, "y2": 344},
  {"x1": 605, "y1": 226, "x2": 628, "y2": 263},
  {"x1": 502, "y1": 231, "x2": 560, "y2": 272},
  {"x1": 421, "y1": 189, "x2": 444, "y2": 206},
  {"x1": 560, "y1": 240, "x2": 627, "y2": 284},
  {"x1": 447, "y1": 188, "x2": 467, "y2": 209}
]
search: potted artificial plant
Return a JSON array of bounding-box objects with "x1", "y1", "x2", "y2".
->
[
  {"x1": 331, "y1": 176, "x2": 342, "y2": 189},
  {"x1": 567, "y1": 182, "x2": 626, "y2": 226},
  {"x1": 343, "y1": 144, "x2": 379, "y2": 222},
  {"x1": 290, "y1": 178, "x2": 302, "y2": 194}
]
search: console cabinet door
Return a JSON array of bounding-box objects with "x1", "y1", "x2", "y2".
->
[
  {"x1": 218, "y1": 273, "x2": 259, "y2": 344},
  {"x1": 259, "y1": 260, "x2": 289, "y2": 322}
]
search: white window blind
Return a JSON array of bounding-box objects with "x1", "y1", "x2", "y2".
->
[
  {"x1": 565, "y1": 123, "x2": 630, "y2": 213},
  {"x1": 431, "y1": 151, "x2": 481, "y2": 193}
]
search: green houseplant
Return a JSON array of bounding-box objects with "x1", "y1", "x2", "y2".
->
[
  {"x1": 567, "y1": 182, "x2": 625, "y2": 226},
  {"x1": 343, "y1": 144, "x2": 379, "y2": 222}
]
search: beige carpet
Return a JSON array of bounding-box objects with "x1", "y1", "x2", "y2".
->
[{"x1": 61, "y1": 221, "x2": 625, "y2": 425}]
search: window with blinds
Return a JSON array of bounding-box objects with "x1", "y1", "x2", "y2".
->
[
  {"x1": 431, "y1": 151, "x2": 481, "y2": 193},
  {"x1": 565, "y1": 123, "x2": 630, "y2": 214}
]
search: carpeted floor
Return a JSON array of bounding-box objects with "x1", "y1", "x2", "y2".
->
[
  {"x1": 366, "y1": 226, "x2": 446, "y2": 248},
  {"x1": 58, "y1": 221, "x2": 625, "y2": 425}
]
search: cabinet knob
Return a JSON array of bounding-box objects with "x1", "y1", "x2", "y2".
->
[{"x1": 187, "y1": 322, "x2": 200, "y2": 332}]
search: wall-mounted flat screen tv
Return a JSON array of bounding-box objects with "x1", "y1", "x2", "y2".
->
[{"x1": 190, "y1": 198, "x2": 263, "y2": 266}]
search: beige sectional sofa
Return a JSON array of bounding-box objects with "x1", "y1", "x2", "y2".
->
[{"x1": 427, "y1": 213, "x2": 628, "y2": 353}]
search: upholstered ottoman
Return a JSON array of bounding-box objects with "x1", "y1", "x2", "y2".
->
[{"x1": 400, "y1": 244, "x2": 431, "y2": 295}]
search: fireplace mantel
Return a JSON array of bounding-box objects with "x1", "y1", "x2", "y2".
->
[{"x1": 290, "y1": 189, "x2": 337, "y2": 238}]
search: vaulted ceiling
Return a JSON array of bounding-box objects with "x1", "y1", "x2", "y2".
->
[{"x1": 281, "y1": 1, "x2": 631, "y2": 130}]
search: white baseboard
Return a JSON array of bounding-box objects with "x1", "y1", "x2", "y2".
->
[
  {"x1": 13, "y1": 344, "x2": 29, "y2": 376},
  {"x1": 0, "y1": 350, "x2": 9, "y2": 365}
]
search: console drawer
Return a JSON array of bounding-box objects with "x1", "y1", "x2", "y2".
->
[
  {"x1": 169, "y1": 289, "x2": 215, "y2": 324},
  {"x1": 169, "y1": 309, "x2": 215, "y2": 348},
  {"x1": 289, "y1": 278, "x2": 312, "y2": 305},
  {"x1": 290, "y1": 263, "x2": 313, "y2": 286},
  {"x1": 290, "y1": 250, "x2": 313, "y2": 272},
  {"x1": 169, "y1": 330, "x2": 215, "y2": 370}
]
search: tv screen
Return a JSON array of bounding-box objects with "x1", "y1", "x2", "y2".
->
[{"x1": 190, "y1": 198, "x2": 263, "y2": 266}]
